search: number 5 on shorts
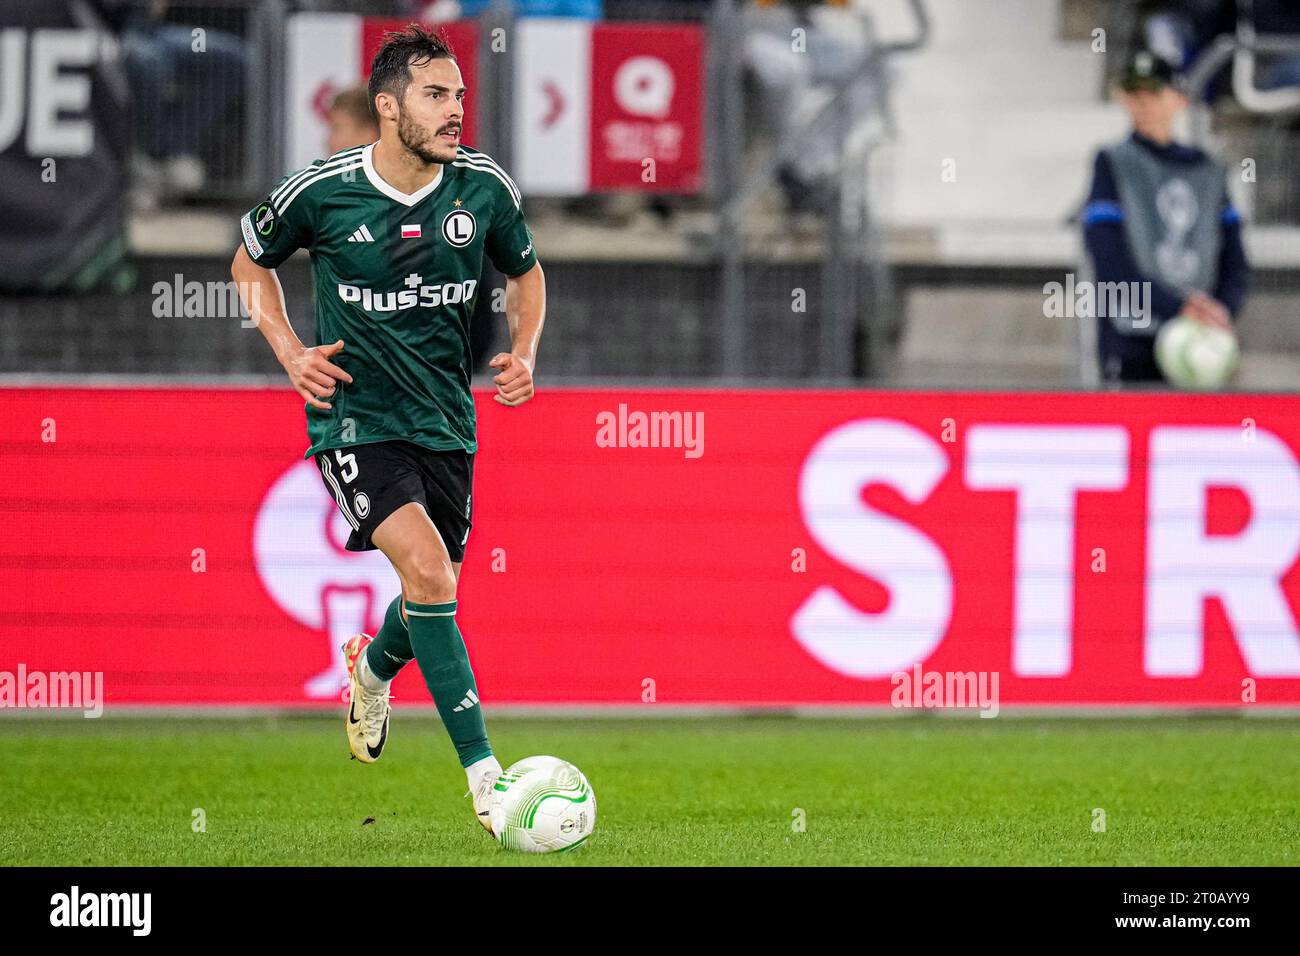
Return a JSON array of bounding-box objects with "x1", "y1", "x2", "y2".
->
[{"x1": 334, "y1": 449, "x2": 359, "y2": 483}]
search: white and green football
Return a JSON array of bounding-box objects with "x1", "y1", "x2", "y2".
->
[
  {"x1": 1155, "y1": 314, "x2": 1240, "y2": 389},
  {"x1": 489, "y1": 755, "x2": 596, "y2": 854}
]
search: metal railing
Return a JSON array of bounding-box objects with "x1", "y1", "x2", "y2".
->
[
  {"x1": 6, "y1": 0, "x2": 935, "y2": 382},
  {"x1": 1186, "y1": 31, "x2": 1300, "y2": 138},
  {"x1": 1185, "y1": 27, "x2": 1300, "y2": 227}
]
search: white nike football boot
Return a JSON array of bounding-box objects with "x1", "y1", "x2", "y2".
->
[
  {"x1": 342, "y1": 634, "x2": 390, "y2": 763},
  {"x1": 468, "y1": 759, "x2": 504, "y2": 837}
]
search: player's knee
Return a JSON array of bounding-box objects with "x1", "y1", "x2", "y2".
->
[{"x1": 404, "y1": 557, "x2": 457, "y2": 605}]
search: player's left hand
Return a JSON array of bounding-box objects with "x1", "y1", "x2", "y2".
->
[{"x1": 488, "y1": 352, "x2": 535, "y2": 406}]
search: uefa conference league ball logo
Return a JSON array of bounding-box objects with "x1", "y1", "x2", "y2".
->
[{"x1": 253, "y1": 462, "x2": 397, "y2": 698}]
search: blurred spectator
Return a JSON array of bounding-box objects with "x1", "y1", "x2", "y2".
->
[
  {"x1": 111, "y1": 0, "x2": 248, "y2": 198},
  {"x1": 1137, "y1": 0, "x2": 1233, "y2": 71},
  {"x1": 326, "y1": 87, "x2": 379, "y2": 155},
  {"x1": 1083, "y1": 50, "x2": 1250, "y2": 385},
  {"x1": 743, "y1": 0, "x2": 868, "y2": 214}
]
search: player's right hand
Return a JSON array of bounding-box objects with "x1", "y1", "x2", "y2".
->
[{"x1": 282, "y1": 339, "x2": 354, "y2": 410}]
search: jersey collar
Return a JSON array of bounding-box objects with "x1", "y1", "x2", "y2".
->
[{"x1": 361, "y1": 143, "x2": 445, "y2": 206}]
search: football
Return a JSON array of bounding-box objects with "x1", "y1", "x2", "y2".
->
[
  {"x1": 1154, "y1": 314, "x2": 1240, "y2": 389},
  {"x1": 489, "y1": 756, "x2": 597, "y2": 854}
]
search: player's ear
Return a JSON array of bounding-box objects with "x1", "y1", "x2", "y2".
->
[{"x1": 374, "y1": 91, "x2": 398, "y2": 123}]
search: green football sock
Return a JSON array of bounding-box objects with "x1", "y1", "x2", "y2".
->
[
  {"x1": 404, "y1": 599, "x2": 493, "y2": 767},
  {"x1": 364, "y1": 595, "x2": 414, "y2": 683}
]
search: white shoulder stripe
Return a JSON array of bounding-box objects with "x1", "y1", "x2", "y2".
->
[
  {"x1": 274, "y1": 147, "x2": 365, "y2": 197},
  {"x1": 452, "y1": 159, "x2": 521, "y2": 209},
  {"x1": 272, "y1": 154, "x2": 362, "y2": 209},
  {"x1": 452, "y1": 161, "x2": 520, "y2": 209},
  {"x1": 454, "y1": 149, "x2": 522, "y2": 204},
  {"x1": 271, "y1": 147, "x2": 367, "y2": 206},
  {"x1": 279, "y1": 161, "x2": 364, "y2": 212},
  {"x1": 457, "y1": 151, "x2": 521, "y2": 201}
]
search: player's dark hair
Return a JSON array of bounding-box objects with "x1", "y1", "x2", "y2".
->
[{"x1": 367, "y1": 24, "x2": 457, "y2": 116}]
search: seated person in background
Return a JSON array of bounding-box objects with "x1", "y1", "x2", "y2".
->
[
  {"x1": 326, "y1": 87, "x2": 380, "y2": 156},
  {"x1": 117, "y1": 0, "x2": 248, "y2": 194},
  {"x1": 1083, "y1": 50, "x2": 1250, "y2": 384},
  {"x1": 745, "y1": 0, "x2": 868, "y2": 214}
]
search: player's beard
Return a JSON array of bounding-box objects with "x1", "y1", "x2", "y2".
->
[{"x1": 397, "y1": 108, "x2": 457, "y2": 165}]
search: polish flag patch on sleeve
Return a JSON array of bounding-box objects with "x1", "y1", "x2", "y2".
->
[{"x1": 401, "y1": 224, "x2": 422, "y2": 238}]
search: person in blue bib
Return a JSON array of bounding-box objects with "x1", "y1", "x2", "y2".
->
[{"x1": 1082, "y1": 49, "x2": 1250, "y2": 384}]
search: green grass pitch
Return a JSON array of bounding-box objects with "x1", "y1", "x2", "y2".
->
[{"x1": 1, "y1": 714, "x2": 1297, "y2": 866}]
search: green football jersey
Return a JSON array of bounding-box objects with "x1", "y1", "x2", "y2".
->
[{"x1": 240, "y1": 142, "x2": 538, "y2": 459}]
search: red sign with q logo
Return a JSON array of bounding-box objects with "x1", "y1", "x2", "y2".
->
[{"x1": 588, "y1": 24, "x2": 703, "y2": 192}]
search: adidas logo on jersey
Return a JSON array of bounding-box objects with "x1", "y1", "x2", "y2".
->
[
  {"x1": 347, "y1": 225, "x2": 375, "y2": 243},
  {"x1": 452, "y1": 689, "x2": 479, "y2": 713}
]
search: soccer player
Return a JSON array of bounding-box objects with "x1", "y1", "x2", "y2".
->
[{"x1": 231, "y1": 24, "x2": 545, "y2": 835}]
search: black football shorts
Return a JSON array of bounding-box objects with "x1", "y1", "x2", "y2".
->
[{"x1": 314, "y1": 440, "x2": 475, "y2": 561}]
